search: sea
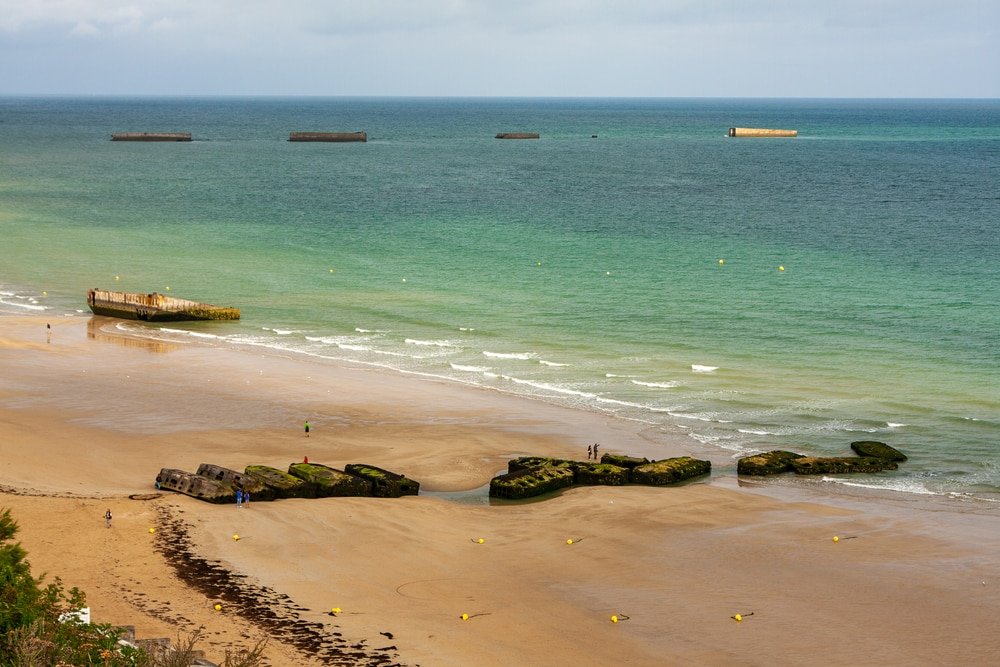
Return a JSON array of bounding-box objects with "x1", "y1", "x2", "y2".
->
[{"x1": 1, "y1": 96, "x2": 998, "y2": 503}]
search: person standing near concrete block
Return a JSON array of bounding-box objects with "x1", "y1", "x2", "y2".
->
[{"x1": 104, "y1": 508, "x2": 112, "y2": 528}]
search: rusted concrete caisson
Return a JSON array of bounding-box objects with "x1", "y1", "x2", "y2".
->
[{"x1": 87, "y1": 289, "x2": 240, "y2": 322}]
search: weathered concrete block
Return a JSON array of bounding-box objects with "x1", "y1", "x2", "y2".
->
[
  {"x1": 791, "y1": 457, "x2": 898, "y2": 475},
  {"x1": 196, "y1": 463, "x2": 275, "y2": 501},
  {"x1": 489, "y1": 465, "x2": 575, "y2": 500},
  {"x1": 631, "y1": 457, "x2": 711, "y2": 485},
  {"x1": 850, "y1": 441, "x2": 908, "y2": 462},
  {"x1": 288, "y1": 463, "x2": 373, "y2": 497},
  {"x1": 573, "y1": 463, "x2": 630, "y2": 486},
  {"x1": 599, "y1": 453, "x2": 651, "y2": 471},
  {"x1": 737, "y1": 450, "x2": 806, "y2": 476},
  {"x1": 244, "y1": 465, "x2": 309, "y2": 499},
  {"x1": 155, "y1": 468, "x2": 234, "y2": 504},
  {"x1": 344, "y1": 464, "x2": 420, "y2": 498}
]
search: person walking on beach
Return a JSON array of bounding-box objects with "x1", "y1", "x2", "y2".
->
[
  {"x1": 243, "y1": 491, "x2": 250, "y2": 507},
  {"x1": 587, "y1": 444, "x2": 592, "y2": 460},
  {"x1": 104, "y1": 508, "x2": 112, "y2": 528},
  {"x1": 236, "y1": 490, "x2": 243, "y2": 508},
  {"x1": 304, "y1": 421, "x2": 310, "y2": 437},
  {"x1": 593, "y1": 443, "x2": 600, "y2": 460}
]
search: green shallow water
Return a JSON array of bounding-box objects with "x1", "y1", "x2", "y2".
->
[{"x1": 1, "y1": 97, "x2": 998, "y2": 500}]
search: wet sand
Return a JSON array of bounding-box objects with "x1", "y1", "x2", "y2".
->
[{"x1": 2, "y1": 315, "x2": 999, "y2": 666}]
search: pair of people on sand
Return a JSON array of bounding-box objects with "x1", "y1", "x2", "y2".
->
[
  {"x1": 235, "y1": 489, "x2": 250, "y2": 507},
  {"x1": 587, "y1": 443, "x2": 601, "y2": 460}
]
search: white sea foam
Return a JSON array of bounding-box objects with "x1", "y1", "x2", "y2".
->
[
  {"x1": 738, "y1": 429, "x2": 775, "y2": 435},
  {"x1": 691, "y1": 364, "x2": 718, "y2": 373},
  {"x1": 821, "y1": 476, "x2": 940, "y2": 496},
  {"x1": 159, "y1": 328, "x2": 220, "y2": 340},
  {"x1": 538, "y1": 359, "x2": 569, "y2": 367},
  {"x1": 484, "y1": 351, "x2": 536, "y2": 360},
  {"x1": 605, "y1": 373, "x2": 636, "y2": 378},
  {"x1": 459, "y1": 327, "x2": 476, "y2": 332},
  {"x1": 355, "y1": 327, "x2": 388, "y2": 334},
  {"x1": 405, "y1": 338, "x2": 455, "y2": 347},
  {"x1": 502, "y1": 375, "x2": 597, "y2": 398},
  {"x1": 0, "y1": 296, "x2": 47, "y2": 311},
  {"x1": 631, "y1": 380, "x2": 679, "y2": 389},
  {"x1": 338, "y1": 344, "x2": 370, "y2": 351},
  {"x1": 451, "y1": 364, "x2": 490, "y2": 372},
  {"x1": 265, "y1": 328, "x2": 297, "y2": 335},
  {"x1": 886, "y1": 422, "x2": 907, "y2": 429}
]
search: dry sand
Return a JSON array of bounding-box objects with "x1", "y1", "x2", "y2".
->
[{"x1": 2, "y1": 315, "x2": 999, "y2": 666}]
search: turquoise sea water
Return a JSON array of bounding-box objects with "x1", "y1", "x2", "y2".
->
[{"x1": 2, "y1": 97, "x2": 998, "y2": 500}]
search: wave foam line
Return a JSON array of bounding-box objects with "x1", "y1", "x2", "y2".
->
[
  {"x1": 484, "y1": 351, "x2": 536, "y2": 360},
  {"x1": 451, "y1": 364, "x2": 491, "y2": 372},
  {"x1": 821, "y1": 477, "x2": 940, "y2": 496},
  {"x1": 631, "y1": 380, "x2": 679, "y2": 389},
  {"x1": 405, "y1": 338, "x2": 456, "y2": 347},
  {"x1": 691, "y1": 364, "x2": 719, "y2": 373}
]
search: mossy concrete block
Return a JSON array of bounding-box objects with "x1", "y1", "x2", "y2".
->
[
  {"x1": 573, "y1": 463, "x2": 630, "y2": 486},
  {"x1": 507, "y1": 456, "x2": 562, "y2": 473},
  {"x1": 155, "y1": 468, "x2": 234, "y2": 504},
  {"x1": 737, "y1": 450, "x2": 806, "y2": 476},
  {"x1": 850, "y1": 441, "x2": 908, "y2": 462},
  {"x1": 599, "y1": 453, "x2": 650, "y2": 471},
  {"x1": 791, "y1": 457, "x2": 898, "y2": 475},
  {"x1": 344, "y1": 464, "x2": 420, "y2": 498},
  {"x1": 196, "y1": 463, "x2": 275, "y2": 501},
  {"x1": 288, "y1": 463, "x2": 374, "y2": 497},
  {"x1": 489, "y1": 464, "x2": 576, "y2": 500},
  {"x1": 631, "y1": 457, "x2": 711, "y2": 485},
  {"x1": 244, "y1": 465, "x2": 309, "y2": 499}
]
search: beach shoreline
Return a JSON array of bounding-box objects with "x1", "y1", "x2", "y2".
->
[{"x1": 3, "y1": 314, "x2": 1000, "y2": 665}]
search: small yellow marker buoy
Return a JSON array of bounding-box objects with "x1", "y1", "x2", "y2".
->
[
  {"x1": 461, "y1": 613, "x2": 469, "y2": 621},
  {"x1": 165, "y1": 286, "x2": 171, "y2": 291},
  {"x1": 233, "y1": 533, "x2": 240, "y2": 541},
  {"x1": 718, "y1": 259, "x2": 724, "y2": 265},
  {"x1": 148, "y1": 527, "x2": 155, "y2": 534},
  {"x1": 566, "y1": 539, "x2": 574, "y2": 545},
  {"x1": 734, "y1": 613, "x2": 742, "y2": 623},
  {"x1": 778, "y1": 266, "x2": 785, "y2": 272},
  {"x1": 477, "y1": 538, "x2": 485, "y2": 544},
  {"x1": 332, "y1": 607, "x2": 341, "y2": 615},
  {"x1": 329, "y1": 268, "x2": 334, "y2": 273},
  {"x1": 115, "y1": 275, "x2": 120, "y2": 281},
  {"x1": 606, "y1": 271, "x2": 611, "y2": 276},
  {"x1": 833, "y1": 535, "x2": 839, "y2": 543},
  {"x1": 42, "y1": 291, "x2": 48, "y2": 296},
  {"x1": 611, "y1": 615, "x2": 618, "y2": 623},
  {"x1": 214, "y1": 604, "x2": 222, "y2": 612}
]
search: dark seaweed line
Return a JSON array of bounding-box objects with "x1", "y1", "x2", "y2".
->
[{"x1": 153, "y1": 506, "x2": 403, "y2": 666}]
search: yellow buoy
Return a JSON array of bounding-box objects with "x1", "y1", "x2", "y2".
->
[
  {"x1": 214, "y1": 604, "x2": 222, "y2": 612},
  {"x1": 165, "y1": 286, "x2": 171, "y2": 291},
  {"x1": 566, "y1": 538, "x2": 574, "y2": 545},
  {"x1": 115, "y1": 275, "x2": 120, "y2": 281},
  {"x1": 329, "y1": 268, "x2": 334, "y2": 273},
  {"x1": 233, "y1": 533, "x2": 240, "y2": 541},
  {"x1": 42, "y1": 291, "x2": 48, "y2": 296},
  {"x1": 477, "y1": 538, "x2": 485, "y2": 544},
  {"x1": 778, "y1": 266, "x2": 785, "y2": 272},
  {"x1": 461, "y1": 613, "x2": 469, "y2": 621},
  {"x1": 148, "y1": 527, "x2": 155, "y2": 534},
  {"x1": 611, "y1": 615, "x2": 618, "y2": 623},
  {"x1": 718, "y1": 259, "x2": 724, "y2": 265},
  {"x1": 332, "y1": 607, "x2": 341, "y2": 615},
  {"x1": 833, "y1": 536, "x2": 839, "y2": 543},
  {"x1": 734, "y1": 613, "x2": 742, "y2": 622}
]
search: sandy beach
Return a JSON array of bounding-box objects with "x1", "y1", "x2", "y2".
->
[{"x1": 2, "y1": 314, "x2": 999, "y2": 666}]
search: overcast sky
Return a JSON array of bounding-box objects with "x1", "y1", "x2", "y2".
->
[{"x1": 1, "y1": 1, "x2": 997, "y2": 97}]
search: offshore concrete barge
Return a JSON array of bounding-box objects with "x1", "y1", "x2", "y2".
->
[{"x1": 87, "y1": 289, "x2": 240, "y2": 322}]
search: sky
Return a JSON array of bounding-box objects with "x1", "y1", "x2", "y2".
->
[{"x1": 1, "y1": 0, "x2": 997, "y2": 97}]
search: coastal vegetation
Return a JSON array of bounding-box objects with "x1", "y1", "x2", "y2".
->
[{"x1": 0, "y1": 508, "x2": 265, "y2": 667}]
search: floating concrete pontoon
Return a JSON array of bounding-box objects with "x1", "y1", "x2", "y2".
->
[
  {"x1": 288, "y1": 132, "x2": 367, "y2": 142},
  {"x1": 728, "y1": 127, "x2": 797, "y2": 138},
  {"x1": 495, "y1": 132, "x2": 540, "y2": 139},
  {"x1": 88, "y1": 289, "x2": 240, "y2": 322}
]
